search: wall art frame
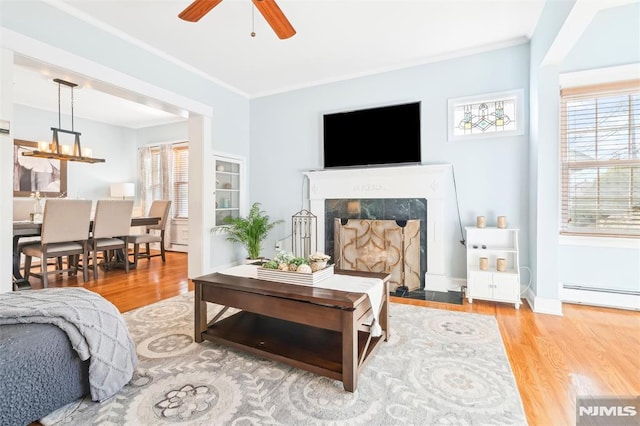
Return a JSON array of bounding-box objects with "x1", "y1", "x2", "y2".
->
[{"x1": 13, "y1": 139, "x2": 67, "y2": 198}]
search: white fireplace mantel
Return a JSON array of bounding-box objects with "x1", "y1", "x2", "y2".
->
[{"x1": 304, "y1": 163, "x2": 453, "y2": 291}]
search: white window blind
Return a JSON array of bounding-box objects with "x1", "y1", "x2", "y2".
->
[
  {"x1": 173, "y1": 145, "x2": 189, "y2": 219},
  {"x1": 560, "y1": 80, "x2": 640, "y2": 237},
  {"x1": 147, "y1": 143, "x2": 188, "y2": 219}
]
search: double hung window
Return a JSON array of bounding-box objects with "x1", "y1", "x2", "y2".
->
[
  {"x1": 560, "y1": 80, "x2": 640, "y2": 237},
  {"x1": 143, "y1": 142, "x2": 188, "y2": 219}
]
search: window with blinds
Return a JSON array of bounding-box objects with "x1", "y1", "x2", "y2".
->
[
  {"x1": 560, "y1": 80, "x2": 640, "y2": 237},
  {"x1": 173, "y1": 145, "x2": 189, "y2": 219},
  {"x1": 147, "y1": 147, "x2": 162, "y2": 201},
  {"x1": 147, "y1": 143, "x2": 188, "y2": 219}
]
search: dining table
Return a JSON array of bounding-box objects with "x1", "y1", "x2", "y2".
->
[{"x1": 12, "y1": 216, "x2": 160, "y2": 291}]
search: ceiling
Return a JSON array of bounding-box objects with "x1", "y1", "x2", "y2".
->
[{"x1": 12, "y1": 0, "x2": 548, "y2": 129}]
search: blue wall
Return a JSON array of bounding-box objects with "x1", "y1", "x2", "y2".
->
[
  {"x1": 557, "y1": 2, "x2": 640, "y2": 294},
  {"x1": 2, "y1": 0, "x2": 638, "y2": 304},
  {"x1": 250, "y1": 43, "x2": 531, "y2": 279},
  {"x1": 529, "y1": 1, "x2": 640, "y2": 307},
  {"x1": 562, "y1": 2, "x2": 640, "y2": 73},
  {"x1": 13, "y1": 105, "x2": 138, "y2": 201},
  {"x1": 0, "y1": 0, "x2": 250, "y2": 159}
]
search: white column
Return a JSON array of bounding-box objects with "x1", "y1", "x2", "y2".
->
[
  {"x1": 187, "y1": 114, "x2": 212, "y2": 279},
  {"x1": 0, "y1": 48, "x2": 14, "y2": 293}
]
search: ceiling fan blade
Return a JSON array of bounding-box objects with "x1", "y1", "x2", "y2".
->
[
  {"x1": 179, "y1": 0, "x2": 223, "y2": 22},
  {"x1": 251, "y1": 0, "x2": 296, "y2": 39}
]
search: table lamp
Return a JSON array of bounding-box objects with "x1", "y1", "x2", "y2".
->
[{"x1": 110, "y1": 182, "x2": 135, "y2": 200}]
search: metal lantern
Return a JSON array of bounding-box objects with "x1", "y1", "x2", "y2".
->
[{"x1": 291, "y1": 209, "x2": 317, "y2": 258}]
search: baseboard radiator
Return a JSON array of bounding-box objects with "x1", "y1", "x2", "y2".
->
[{"x1": 561, "y1": 283, "x2": 640, "y2": 311}]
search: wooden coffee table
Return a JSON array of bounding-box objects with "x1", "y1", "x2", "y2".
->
[{"x1": 193, "y1": 269, "x2": 390, "y2": 392}]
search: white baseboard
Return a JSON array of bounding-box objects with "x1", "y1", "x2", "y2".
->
[
  {"x1": 425, "y1": 273, "x2": 449, "y2": 292},
  {"x1": 424, "y1": 274, "x2": 466, "y2": 293},
  {"x1": 448, "y1": 277, "x2": 466, "y2": 292},
  {"x1": 169, "y1": 244, "x2": 188, "y2": 253},
  {"x1": 210, "y1": 261, "x2": 243, "y2": 273},
  {"x1": 528, "y1": 291, "x2": 563, "y2": 316}
]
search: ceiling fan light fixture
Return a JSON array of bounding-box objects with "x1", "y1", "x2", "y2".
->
[
  {"x1": 178, "y1": 0, "x2": 223, "y2": 22},
  {"x1": 178, "y1": 0, "x2": 295, "y2": 39},
  {"x1": 251, "y1": 0, "x2": 296, "y2": 40}
]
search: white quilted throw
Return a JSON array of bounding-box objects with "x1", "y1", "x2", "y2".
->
[{"x1": 0, "y1": 287, "x2": 137, "y2": 402}]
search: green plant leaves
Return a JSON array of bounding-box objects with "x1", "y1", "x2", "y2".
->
[{"x1": 222, "y1": 202, "x2": 284, "y2": 259}]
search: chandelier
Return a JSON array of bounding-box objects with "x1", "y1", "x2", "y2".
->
[{"x1": 21, "y1": 78, "x2": 105, "y2": 164}]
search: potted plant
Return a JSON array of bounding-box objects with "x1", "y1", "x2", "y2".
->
[{"x1": 221, "y1": 202, "x2": 284, "y2": 260}]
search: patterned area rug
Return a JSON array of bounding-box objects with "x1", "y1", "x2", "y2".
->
[{"x1": 42, "y1": 292, "x2": 527, "y2": 425}]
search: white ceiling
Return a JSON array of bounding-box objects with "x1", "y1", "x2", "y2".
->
[{"x1": 13, "y1": 0, "x2": 548, "y2": 128}]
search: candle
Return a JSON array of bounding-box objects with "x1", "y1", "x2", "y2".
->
[
  {"x1": 61, "y1": 144, "x2": 72, "y2": 155},
  {"x1": 38, "y1": 141, "x2": 50, "y2": 152},
  {"x1": 497, "y1": 216, "x2": 507, "y2": 229},
  {"x1": 479, "y1": 257, "x2": 489, "y2": 270},
  {"x1": 476, "y1": 216, "x2": 486, "y2": 228},
  {"x1": 83, "y1": 147, "x2": 93, "y2": 158}
]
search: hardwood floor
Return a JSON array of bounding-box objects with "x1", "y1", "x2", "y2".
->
[
  {"x1": 27, "y1": 251, "x2": 640, "y2": 426},
  {"x1": 23, "y1": 250, "x2": 194, "y2": 312}
]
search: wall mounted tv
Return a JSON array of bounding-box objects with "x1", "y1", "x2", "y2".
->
[{"x1": 323, "y1": 101, "x2": 421, "y2": 169}]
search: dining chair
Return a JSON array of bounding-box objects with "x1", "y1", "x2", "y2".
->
[
  {"x1": 22, "y1": 199, "x2": 92, "y2": 287},
  {"x1": 89, "y1": 199, "x2": 134, "y2": 279},
  {"x1": 128, "y1": 200, "x2": 171, "y2": 266},
  {"x1": 14, "y1": 198, "x2": 63, "y2": 272}
]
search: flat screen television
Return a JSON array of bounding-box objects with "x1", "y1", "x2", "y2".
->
[{"x1": 323, "y1": 101, "x2": 421, "y2": 169}]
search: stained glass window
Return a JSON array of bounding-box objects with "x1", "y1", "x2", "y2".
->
[{"x1": 448, "y1": 90, "x2": 524, "y2": 141}]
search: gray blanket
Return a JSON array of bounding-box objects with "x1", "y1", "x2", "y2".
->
[{"x1": 0, "y1": 287, "x2": 137, "y2": 402}]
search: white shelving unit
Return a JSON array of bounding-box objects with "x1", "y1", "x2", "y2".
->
[
  {"x1": 214, "y1": 156, "x2": 243, "y2": 226},
  {"x1": 465, "y1": 226, "x2": 521, "y2": 309}
]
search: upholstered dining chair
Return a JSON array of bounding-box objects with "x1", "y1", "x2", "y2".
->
[
  {"x1": 128, "y1": 200, "x2": 171, "y2": 266},
  {"x1": 22, "y1": 199, "x2": 92, "y2": 287},
  {"x1": 89, "y1": 199, "x2": 134, "y2": 279},
  {"x1": 14, "y1": 198, "x2": 63, "y2": 273}
]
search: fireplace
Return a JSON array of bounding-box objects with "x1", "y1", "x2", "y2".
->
[{"x1": 304, "y1": 164, "x2": 452, "y2": 292}]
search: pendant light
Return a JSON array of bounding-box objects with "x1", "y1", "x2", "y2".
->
[{"x1": 21, "y1": 78, "x2": 105, "y2": 164}]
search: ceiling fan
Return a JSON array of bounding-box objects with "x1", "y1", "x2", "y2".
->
[{"x1": 178, "y1": 0, "x2": 296, "y2": 39}]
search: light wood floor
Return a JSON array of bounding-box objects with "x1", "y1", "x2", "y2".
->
[{"x1": 26, "y1": 251, "x2": 640, "y2": 426}]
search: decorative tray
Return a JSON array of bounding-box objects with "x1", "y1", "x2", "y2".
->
[{"x1": 257, "y1": 264, "x2": 334, "y2": 286}]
